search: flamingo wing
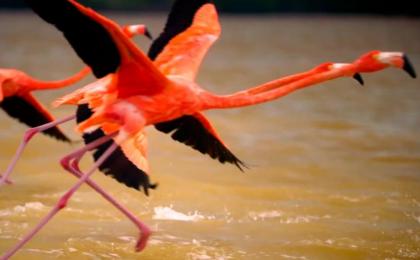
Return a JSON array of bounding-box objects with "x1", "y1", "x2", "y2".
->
[
  {"x1": 26, "y1": 0, "x2": 162, "y2": 193},
  {"x1": 0, "y1": 94, "x2": 70, "y2": 142},
  {"x1": 25, "y1": 0, "x2": 168, "y2": 96},
  {"x1": 152, "y1": 1, "x2": 221, "y2": 81},
  {"x1": 155, "y1": 113, "x2": 245, "y2": 170},
  {"x1": 76, "y1": 104, "x2": 157, "y2": 195},
  {"x1": 151, "y1": 0, "x2": 244, "y2": 170},
  {"x1": 25, "y1": 0, "x2": 119, "y2": 78}
]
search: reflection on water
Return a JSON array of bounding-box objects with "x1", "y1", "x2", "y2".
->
[{"x1": 1, "y1": 11, "x2": 420, "y2": 259}]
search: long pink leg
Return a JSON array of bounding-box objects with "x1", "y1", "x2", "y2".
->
[
  {"x1": 0, "y1": 137, "x2": 137, "y2": 259},
  {"x1": 0, "y1": 115, "x2": 76, "y2": 186},
  {"x1": 60, "y1": 138, "x2": 151, "y2": 251},
  {"x1": 2, "y1": 132, "x2": 151, "y2": 259}
]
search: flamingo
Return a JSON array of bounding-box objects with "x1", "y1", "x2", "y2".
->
[
  {"x1": 1, "y1": 0, "x2": 416, "y2": 258},
  {"x1": 0, "y1": 67, "x2": 90, "y2": 142},
  {"x1": 0, "y1": 67, "x2": 91, "y2": 184}
]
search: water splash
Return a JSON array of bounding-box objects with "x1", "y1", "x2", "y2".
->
[{"x1": 153, "y1": 206, "x2": 212, "y2": 222}]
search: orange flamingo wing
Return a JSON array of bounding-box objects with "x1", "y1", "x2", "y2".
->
[
  {"x1": 119, "y1": 131, "x2": 149, "y2": 174},
  {"x1": 149, "y1": 0, "x2": 244, "y2": 170},
  {"x1": 0, "y1": 93, "x2": 70, "y2": 142},
  {"x1": 154, "y1": 2, "x2": 221, "y2": 81},
  {"x1": 26, "y1": 0, "x2": 168, "y2": 96}
]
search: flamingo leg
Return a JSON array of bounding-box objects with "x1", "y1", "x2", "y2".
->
[
  {"x1": 60, "y1": 138, "x2": 151, "y2": 252},
  {"x1": 1, "y1": 135, "x2": 139, "y2": 259},
  {"x1": 0, "y1": 114, "x2": 76, "y2": 186}
]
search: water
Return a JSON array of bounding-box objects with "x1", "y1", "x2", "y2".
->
[{"x1": 1, "y1": 11, "x2": 420, "y2": 259}]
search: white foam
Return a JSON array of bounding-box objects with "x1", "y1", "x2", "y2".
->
[
  {"x1": 152, "y1": 206, "x2": 208, "y2": 222},
  {"x1": 248, "y1": 210, "x2": 283, "y2": 220},
  {"x1": 0, "y1": 202, "x2": 46, "y2": 216}
]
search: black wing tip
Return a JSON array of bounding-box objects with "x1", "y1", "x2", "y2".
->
[
  {"x1": 223, "y1": 151, "x2": 248, "y2": 172},
  {"x1": 403, "y1": 54, "x2": 417, "y2": 78},
  {"x1": 101, "y1": 164, "x2": 158, "y2": 196},
  {"x1": 44, "y1": 129, "x2": 72, "y2": 143},
  {"x1": 156, "y1": 116, "x2": 247, "y2": 171}
]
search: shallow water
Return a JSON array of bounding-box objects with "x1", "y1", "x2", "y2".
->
[{"x1": 1, "y1": 11, "x2": 420, "y2": 259}]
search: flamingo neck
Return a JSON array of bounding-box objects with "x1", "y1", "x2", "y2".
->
[
  {"x1": 201, "y1": 66, "x2": 356, "y2": 110},
  {"x1": 30, "y1": 67, "x2": 90, "y2": 90}
]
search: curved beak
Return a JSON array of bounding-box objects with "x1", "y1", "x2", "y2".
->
[
  {"x1": 144, "y1": 28, "x2": 153, "y2": 41},
  {"x1": 403, "y1": 54, "x2": 417, "y2": 78},
  {"x1": 352, "y1": 73, "x2": 364, "y2": 86}
]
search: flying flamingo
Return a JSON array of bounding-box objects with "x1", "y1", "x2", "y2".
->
[
  {"x1": 0, "y1": 66, "x2": 91, "y2": 184},
  {"x1": 0, "y1": 23, "x2": 152, "y2": 186},
  {"x1": 0, "y1": 67, "x2": 90, "y2": 142},
  {"x1": 1, "y1": 0, "x2": 416, "y2": 258}
]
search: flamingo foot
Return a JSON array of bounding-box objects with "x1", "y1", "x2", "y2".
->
[
  {"x1": 62, "y1": 137, "x2": 152, "y2": 252},
  {"x1": 135, "y1": 225, "x2": 151, "y2": 252},
  {"x1": 0, "y1": 174, "x2": 13, "y2": 185}
]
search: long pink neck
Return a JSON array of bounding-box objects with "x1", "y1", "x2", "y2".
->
[
  {"x1": 202, "y1": 65, "x2": 356, "y2": 110},
  {"x1": 244, "y1": 68, "x2": 323, "y2": 95},
  {"x1": 29, "y1": 67, "x2": 91, "y2": 90}
]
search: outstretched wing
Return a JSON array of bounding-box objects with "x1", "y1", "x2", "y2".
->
[
  {"x1": 152, "y1": 0, "x2": 244, "y2": 170},
  {"x1": 153, "y1": 2, "x2": 221, "y2": 81},
  {"x1": 26, "y1": 0, "x2": 162, "y2": 193},
  {"x1": 155, "y1": 113, "x2": 245, "y2": 170},
  {"x1": 25, "y1": 0, "x2": 167, "y2": 95},
  {"x1": 0, "y1": 94, "x2": 70, "y2": 142},
  {"x1": 25, "y1": 0, "x2": 119, "y2": 78}
]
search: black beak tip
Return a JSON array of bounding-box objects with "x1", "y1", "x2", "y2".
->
[
  {"x1": 353, "y1": 73, "x2": 364, "y2": 86},
  {"x1": 145, "y1": 29, "x2": 153, "y2": 41},
  {"x1": 403, "y1": 54, "x2": 417, "y2": 78}
]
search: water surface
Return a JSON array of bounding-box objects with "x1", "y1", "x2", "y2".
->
[{"x1": 1, "y1": 12, "x2": 420, "y2": 259}]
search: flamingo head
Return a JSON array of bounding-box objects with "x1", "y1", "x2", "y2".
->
[
  {"x1": 122, "y1": 24, "x2": 153, "y2": 40},
  {"x1": 355, "y1": 50, "x2": 416, "y2": 78},
  {"x1": 312, "y1": 62, "x2": 364, "y2": 86}
]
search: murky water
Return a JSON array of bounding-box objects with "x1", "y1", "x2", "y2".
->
[{"x1": 1, "y1": 11, "x2": 420, "y2": 259}]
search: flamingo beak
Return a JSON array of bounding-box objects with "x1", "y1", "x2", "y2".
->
[
  {"x1": 331, "y1": 63, "x2": 364, "y2": 86},
  {"x1": 352, "y1": 73, "x2": 364, "y2": 86},
  {"x1": 402, "y1": 54, "x2": 417, "y2": 78},
  {"x1": 144, "y1": 28, "x2": 153, "y2": 40}
]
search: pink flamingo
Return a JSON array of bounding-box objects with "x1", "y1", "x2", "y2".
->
[{"x1": 0, "y1": 67, "x2": 90, "y2": 142}]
